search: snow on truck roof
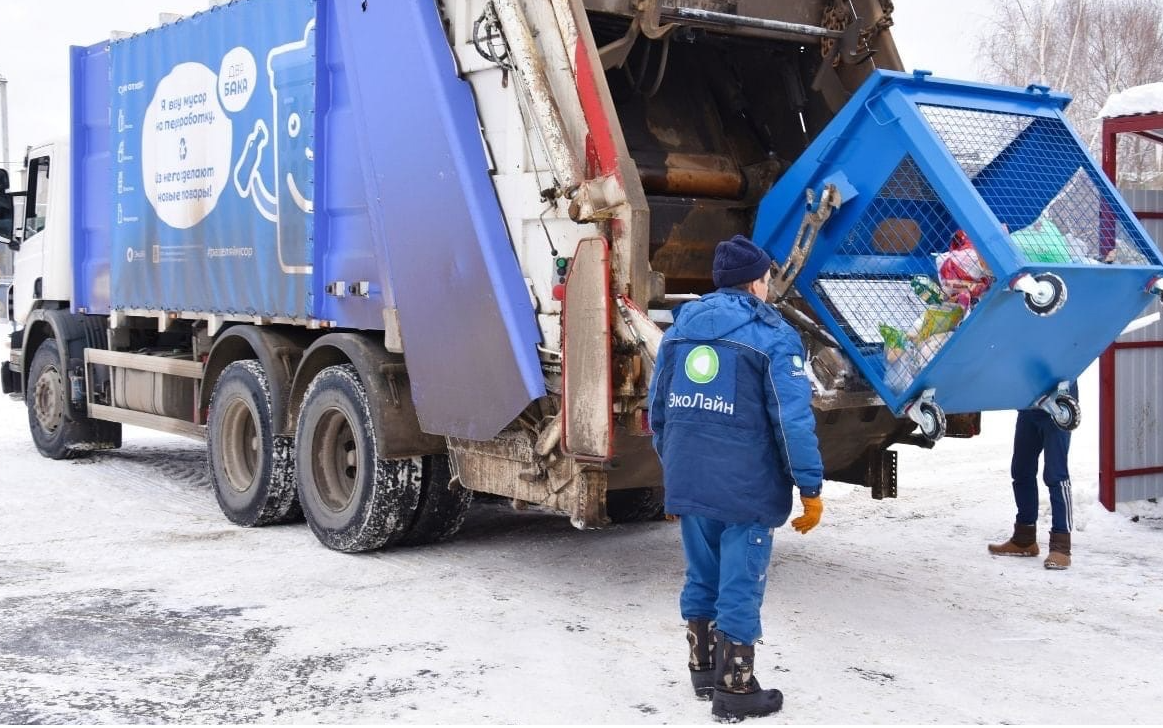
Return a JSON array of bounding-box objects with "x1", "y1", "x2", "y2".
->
[{"x1": 1099, "y1": 82, "x2": 1163, "y2": 119}]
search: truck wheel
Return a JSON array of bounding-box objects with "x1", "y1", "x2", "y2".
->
[
  {"x1": 295, "y1": 365, "x2": 421, "y2": 552},
  {"x1": 26, "y1": 339, "x2": 120, "y2": 459},
  {"x1": 399, "y1": 454, "x2": 472, "y2": 546},
  {"x1": 606, "y1": 487, "x2": 666, "y2": 523},
  {"x1": 207, "y1": 361, "x2": 300, "y2": 526}
]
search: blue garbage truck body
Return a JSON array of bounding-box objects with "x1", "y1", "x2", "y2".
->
[
  {"x1": 75, "y1": 0, "x2": 544, "y2": 442},
  {"x1": 7, "y1": 0, "x2": 1135, "y2": 551}
]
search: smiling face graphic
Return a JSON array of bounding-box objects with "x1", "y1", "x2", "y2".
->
[
  {"x1": 266, "y1": 19, "x2": 316, "y2": 273},
  {"x1": 282, "y1": 108, "x2": 313, "y2": 213}
]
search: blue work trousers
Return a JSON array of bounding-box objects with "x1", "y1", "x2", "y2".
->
[
  {"x1": 679, "y1": 515, "x2": 774, "y2": 645},
  {"x1": 1012, "y1": 408, "x2": 1073, "y2": 533}
]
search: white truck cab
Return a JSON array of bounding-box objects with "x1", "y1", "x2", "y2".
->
[{"x1": 2, "y1": 141, "x2": 73, "y2": 325}]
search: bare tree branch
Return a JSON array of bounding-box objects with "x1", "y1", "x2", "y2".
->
[{"x1": 975, "y1": 0, "x2": 1163, "y2": 186}]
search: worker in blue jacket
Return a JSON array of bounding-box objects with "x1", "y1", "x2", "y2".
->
[{"x1": 648, "y1": 234, "x2": 824, "y2": 722}]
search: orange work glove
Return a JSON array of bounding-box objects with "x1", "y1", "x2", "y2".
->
[{"x1": 791, "y1": 495, "x2": 823, "y2": 534}]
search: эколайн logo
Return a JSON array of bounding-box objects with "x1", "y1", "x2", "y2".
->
[{"x1": 685, "y1": 345, "x2": 719, "y2": 384}]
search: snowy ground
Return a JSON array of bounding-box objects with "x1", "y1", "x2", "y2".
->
[{"x1": 1, "y1": 349, "x2": 1161, "y2": 724}]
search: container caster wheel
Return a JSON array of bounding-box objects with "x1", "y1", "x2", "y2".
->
[
  {"x1": 906, "y1": 393, "x2": 946, "y2": 443},
  {"x1": 1047, "y1": 393, "x2": 1080, "y2": 431},
  {"x1": 1013, "y1": 272, "x2": 1067, "y2": 316},
  {"x1": 916, "y1": 402, "x2": 946, "y2": 442}
]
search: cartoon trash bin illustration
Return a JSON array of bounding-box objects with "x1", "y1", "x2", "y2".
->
[{"x1": 233, "y1": 20, "x2": 315, "y2": 274}]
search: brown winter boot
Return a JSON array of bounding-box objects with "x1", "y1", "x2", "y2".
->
[
  {"x1": 988, "y1": 523, "x2": 1039, "y2": 557},
  {"x1": 687, "y1": 618, "x2": 717, "y2": 700},
  {"x1": 1044, "y1": 531, "x2": 1071, "y2": 570}
]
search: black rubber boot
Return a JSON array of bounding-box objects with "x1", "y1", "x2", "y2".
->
[
  {"x1": 710, "y1": 629, "x2": 783, "y2": 722},
  {"x1": 687, "y1": 618, "x2": 716, "y2": 700}
]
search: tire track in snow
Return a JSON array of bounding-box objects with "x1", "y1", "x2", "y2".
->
[{"x1": 87, "y1": 444, "x2": 218, "y2": 517}]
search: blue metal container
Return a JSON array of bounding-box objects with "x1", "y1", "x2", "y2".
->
[{"x1": 754, "y1": 70, "x2": 1163, "y2": 429}]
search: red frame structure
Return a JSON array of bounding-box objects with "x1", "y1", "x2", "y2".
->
[{"x1": 1099, "y1": 111, "x2": 1163, "y2": 510}]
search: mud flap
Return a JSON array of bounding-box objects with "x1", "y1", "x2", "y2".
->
[
  {"x1": 1, "y1": 361, "x2": 17, "y2": 395},
  {"x1": 562, "y1": 237, "x2": 612, "y2": 461}
]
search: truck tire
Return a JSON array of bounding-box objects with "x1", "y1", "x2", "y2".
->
[
  {"x1": 606, "y1": 486, "x2": 666, "y2": 523},
  {"x1": 26, "y1": 339, "x2": 121, "y2": 459},
  {"x1": 399, "y1": 454, "x2": 472, "y2": 546},
  {"x1": 295, "y1": 364, "x2": 422, "y2": 552},
  {"x1": 207, "y1": 360, "x2": 300, "y2": 526}
]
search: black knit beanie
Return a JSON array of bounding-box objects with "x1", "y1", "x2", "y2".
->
[{"x1": 712, "y1": 234, "x2": 772, "y2": 288}]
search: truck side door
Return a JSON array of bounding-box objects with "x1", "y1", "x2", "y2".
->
[{"x1": 12, "y1": 154, "x2": 52, "y2": 324}]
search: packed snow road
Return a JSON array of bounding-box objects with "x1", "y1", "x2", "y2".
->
[{"x1": 1, "y1": 363, "x2": 1161, "y2": 724}]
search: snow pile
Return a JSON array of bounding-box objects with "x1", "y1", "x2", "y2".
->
[{"x1": 1099, "y1": 82, "x2": 1163, "y2": 119}]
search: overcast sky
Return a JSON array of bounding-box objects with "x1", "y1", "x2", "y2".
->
[{"x1": 0, "y1": 0, "x2": 991, "y2": 171}]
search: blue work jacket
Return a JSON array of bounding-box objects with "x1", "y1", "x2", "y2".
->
[{"x1": 648, "y1": 288, "x2": 823, "y2": 527}]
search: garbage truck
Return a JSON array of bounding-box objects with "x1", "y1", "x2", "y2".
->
[{"x1": 3, "y1": 0, "x2": 1159, "y2": 552}]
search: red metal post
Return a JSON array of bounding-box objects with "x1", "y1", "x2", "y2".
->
[{"x1": 1098, "y1": 118, "x2": 1119, "y2": 511}]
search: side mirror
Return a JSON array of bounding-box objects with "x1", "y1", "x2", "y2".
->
[
  {"x1": 0, "y1": 168, "x2": 8, "y2": 193},
  {"x1": 0, "y1": 192, "x2": 15, "y2": 247}
]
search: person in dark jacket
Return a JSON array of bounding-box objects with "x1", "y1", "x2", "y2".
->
[
  {"x1": 989, "y1": 382, "x2": 1079, "y2": 569},
  {"x1": 648, "y1": 234, "x2": 824, "y2": 722}
]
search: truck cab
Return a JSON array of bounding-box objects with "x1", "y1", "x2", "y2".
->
[{"x1": 1, "y1": 142, "x2": 72, "y2": 327}]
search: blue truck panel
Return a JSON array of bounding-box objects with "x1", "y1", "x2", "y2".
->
[
  {"x1": 311, "y1": 1, "x2": 385, "y2": 331},
  {"x1": 754, "y1": 70, "x2": 1163, "y2": 416},
  {"x1": 71, "y1": 0, "x2": 544, "y2": 440},
  {"x1": 71, "y1": 43, "x2": 113, "y2": 315},
  {"x1": 93, "y1": 0, "x2": 316, "y2": 317},
  {"x1": 325, "y1": 0, "x2": 545, "y2": 440}
]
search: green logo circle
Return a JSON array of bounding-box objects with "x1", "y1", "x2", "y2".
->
[{"x1": 685, "y1": 346, "x2": 719, "y2": 384}]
